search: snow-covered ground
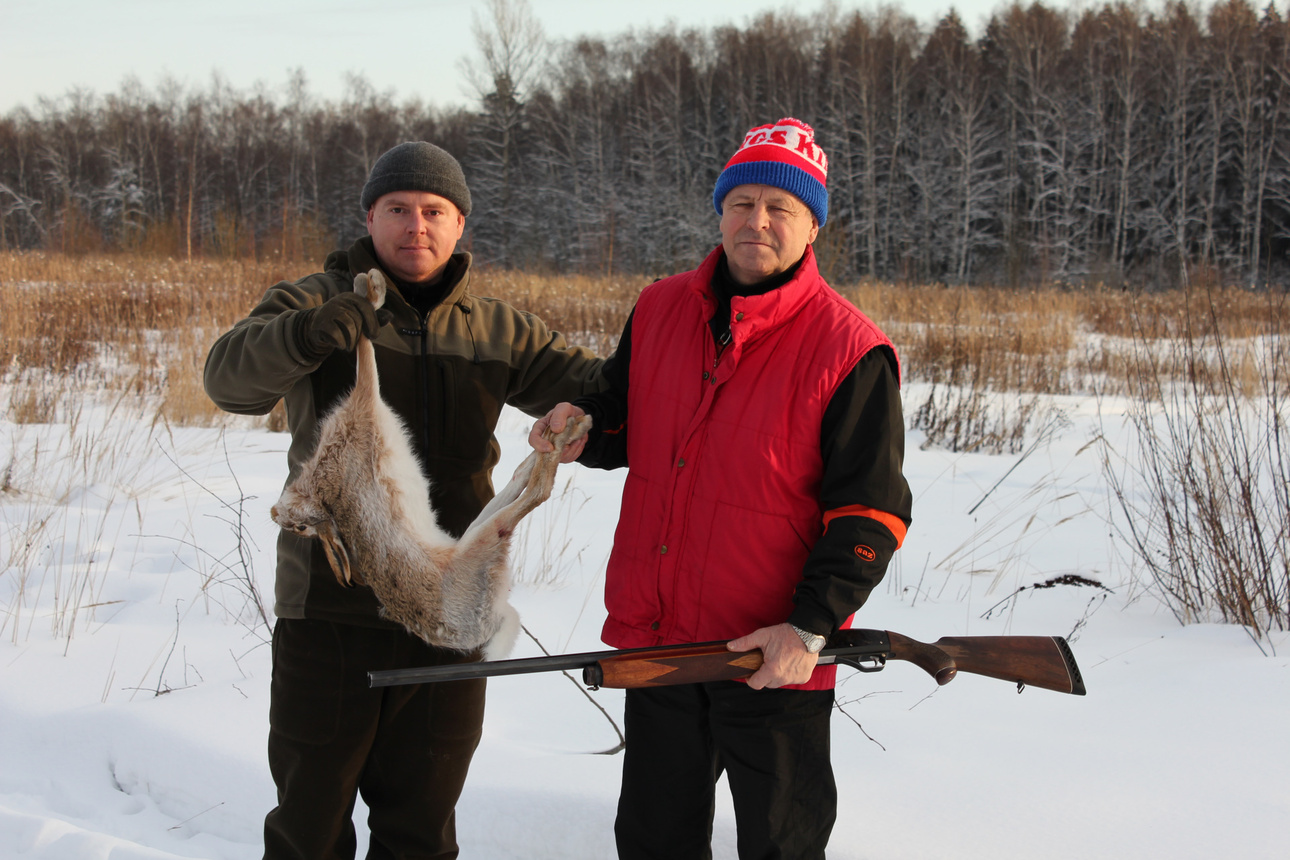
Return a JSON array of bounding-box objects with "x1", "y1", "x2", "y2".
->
[{"x1": 2, "y1": 389, "x2": 1286, "y2": 859}]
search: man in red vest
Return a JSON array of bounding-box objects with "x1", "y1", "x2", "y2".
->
[{"x1": 531, "y1": 117, "x2": 912, "y2": 860}]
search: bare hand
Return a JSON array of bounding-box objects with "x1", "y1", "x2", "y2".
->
[
  {"x1": 728, "y1": 623, "x2": 819, "y2": 690},
  {"x1": 529, "y1": 403, "x2": 589, "y2": 463}
]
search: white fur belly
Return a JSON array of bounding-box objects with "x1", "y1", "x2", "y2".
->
[{"x1": 371, "y1": 398, "x2": 446, "y2": 542}]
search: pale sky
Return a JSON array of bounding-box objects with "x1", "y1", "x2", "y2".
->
[{"x1": 3, "y1": 0, "x2": 1007, "y2": 115}]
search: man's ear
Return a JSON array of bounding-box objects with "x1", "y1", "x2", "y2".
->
[{"x1": 365, "y1": 206, "x2": 375, "y2": 233}]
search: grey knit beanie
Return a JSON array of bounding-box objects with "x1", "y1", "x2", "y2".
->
[{"x1": 359, "y1": 141, "x2": 472, "y2": 216}]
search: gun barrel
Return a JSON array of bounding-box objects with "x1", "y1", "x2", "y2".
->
[
  {"x1": 369, "y1": 640, "x2": 741, "y2": 688},
  {"x1": 368, "y1": 650, "x2": 604, "y2": 688}
]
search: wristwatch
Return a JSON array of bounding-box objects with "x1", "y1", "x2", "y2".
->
[{"x1": 791, "y1": 625, "x2": 827, "y2": 654}]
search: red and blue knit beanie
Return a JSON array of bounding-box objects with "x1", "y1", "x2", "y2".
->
[{"x1": 713, "y1": 117, "x2": 829, "y2": 226}]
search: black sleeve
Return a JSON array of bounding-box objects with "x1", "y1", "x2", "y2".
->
[
  {"x1": 788, "y1": 347, "x2": 913, "y2": 635},
  {"x1": 572, "y1": 308, "x2": 633, "y2": 470}
]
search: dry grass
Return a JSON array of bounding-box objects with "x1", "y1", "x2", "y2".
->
[
  {"x1": 849, "y1": 283, "x2": 1081, "y2": 393},
  {"x1": 4, "y1": 251, "x2": 1286, "y2": 430},
  {"x1": 470, "y1": 267, "x2": 642, "y2": 357},
  {"x1": 0, "y1": 253, "x2": 299, "y2": 426},
  {"x1": 1102, "y1": 327, "x2": 1290, "y2": 634},
  {"x1": 847, "y1": 280, "x2": 1290, "y2": 399},
  {"x1": 0, "y1": 253, "x2": 649, "y2": 427}
]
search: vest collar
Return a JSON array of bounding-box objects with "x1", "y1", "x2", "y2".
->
[{"x1": 691, "y1": 244, "x2": 823, "y2": 346}]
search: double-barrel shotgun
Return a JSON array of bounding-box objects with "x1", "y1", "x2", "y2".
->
[{"x1": 368, "y1": 629, "x2": 1087, "y2": 695}]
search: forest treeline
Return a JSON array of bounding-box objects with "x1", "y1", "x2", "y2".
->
[{"x1": 2, "y1": 0, "x2": 1288, "y2": 287}]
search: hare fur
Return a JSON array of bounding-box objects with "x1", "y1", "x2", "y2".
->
[{"x1": 270, "y1": 269, "x2": 591, "y2": 660}]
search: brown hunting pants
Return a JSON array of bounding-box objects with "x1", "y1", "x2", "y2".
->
[{"x1": 263, "y1": 618, "x2": 486, "y2": 860}]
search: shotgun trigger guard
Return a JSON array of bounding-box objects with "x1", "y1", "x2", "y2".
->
[{"x1": 837, "y1": 654, "x2": 886, "y2": 673}]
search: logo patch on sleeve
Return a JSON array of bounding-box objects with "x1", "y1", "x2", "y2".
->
[{"x1": 854, "y1": 544, "x2": 876, "y2": 562}]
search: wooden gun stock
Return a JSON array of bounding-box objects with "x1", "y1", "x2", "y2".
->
[
  {"x1": 894, "y1": 633, "x2": 1087, "y2": 695},
  {"x1": 369, "y1": 629, "x2": 1086, "y2": 696}
]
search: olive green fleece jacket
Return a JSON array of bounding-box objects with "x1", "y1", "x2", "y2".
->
[{"x1": 204, "y1": 237, "x2": 605, "y2": 626}]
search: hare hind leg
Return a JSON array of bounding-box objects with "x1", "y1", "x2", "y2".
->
[
  {"x1": 490, "y1": 414, "x2": 592, "y2": 536},
  {"x1": 467, "y1": 451, "x2": 538, "y2": 534},
  {"x1": 440, "y1": 415, "x2": 592, "y2": 659},
  {"x1": 461, "y1": 414, "x2": 592, "y2": 542}
]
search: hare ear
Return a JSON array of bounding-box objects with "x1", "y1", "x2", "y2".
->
[{"x1": 316, "y1": 521, "x2": 358, "y2": 588}]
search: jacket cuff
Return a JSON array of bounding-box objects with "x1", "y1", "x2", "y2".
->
[{"x1": 787, "y1": 606, "x2": 835, "y2": 637}]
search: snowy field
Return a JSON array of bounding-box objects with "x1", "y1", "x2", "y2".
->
[{"x1": 1, "y1": 389, "x2": 1286, "y2": 859}]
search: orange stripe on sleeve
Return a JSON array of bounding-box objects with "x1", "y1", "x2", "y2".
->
[{"x1": 822, "y1": 504, "x2": 907, "y2": 549}]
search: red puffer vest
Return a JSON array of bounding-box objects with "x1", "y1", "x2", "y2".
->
[{"x1": 601, "y1": 245, "x2": 895, "y2": 690}]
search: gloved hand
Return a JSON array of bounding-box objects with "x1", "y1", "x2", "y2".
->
[{"x1": 295, "y1": 292, "x2": 385, "y2": 360}]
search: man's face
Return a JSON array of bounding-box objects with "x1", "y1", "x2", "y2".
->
[
  {"x1": 719, "y1": 184, "x2": 819, "y2": 286},
  {"x1": 366, "y1": 191, "x2": 465, "y2": 284}
]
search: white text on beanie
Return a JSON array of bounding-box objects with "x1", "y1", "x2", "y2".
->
[{"x1": 712, "y1": 117, "x2": 829, "y2": 226}]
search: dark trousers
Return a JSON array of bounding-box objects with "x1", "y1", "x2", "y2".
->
[
  {"x1": 615, "y1": 681, "x2": 837, "y2": 860},
  {"x1": 263, "y1": 618, "x2": 486, "y2": 860}
]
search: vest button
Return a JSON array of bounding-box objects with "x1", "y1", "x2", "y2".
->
[
  {"x1": 702, "y1": 371, "x2": 710, "y2": 380},
  {"x1": 660, "y1": 545, "x2": 668, "y2": 554},
  {"x1": 650, "y1": 621, "x2": 660, "y2": 631},
  {"x1": 677, "y1": 458, "x2": 685, "y2": 468},
  {"x1": 735, "y1": 312, "x2": 745, "y2": 321}
]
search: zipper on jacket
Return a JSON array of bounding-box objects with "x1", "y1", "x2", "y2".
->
[
  {"x1": 398, "y1": 323, "x2": 434, "y2": 459},
  {"x1": 420, "y1": 326, "x2": 434, "y2": 454},
  {"x1": 712, "y1": 328, "x2": 732, "y2": 375}
]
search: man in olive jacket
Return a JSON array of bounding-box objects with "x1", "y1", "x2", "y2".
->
[{"x1": 204, "y1": 141, "x2": 603, "y2": 860}]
